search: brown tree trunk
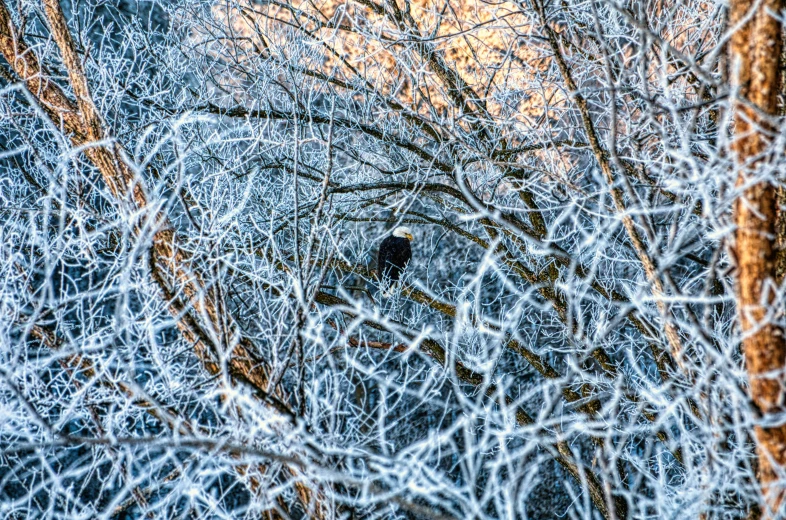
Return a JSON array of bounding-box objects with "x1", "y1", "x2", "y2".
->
[{"x1": 730, "y1": 0, "x2": 786, "y2": 515}]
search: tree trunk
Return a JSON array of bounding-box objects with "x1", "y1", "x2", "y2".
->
[{"x1": 730, "y1": 0, "x2": 786, "y2": 515}]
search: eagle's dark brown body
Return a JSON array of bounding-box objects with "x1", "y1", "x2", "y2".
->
[{"x1": 378, "y1": 235, "x2": 412, "y2": 286}]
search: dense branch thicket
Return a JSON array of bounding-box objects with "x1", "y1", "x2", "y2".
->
[{"x1": 1, "y1": 0, "x2": 785, "y2": 518}]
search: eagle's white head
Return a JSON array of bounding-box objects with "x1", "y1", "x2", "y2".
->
[{"x1": 392, "y1": 226, "x2": 414, "y2": 241}]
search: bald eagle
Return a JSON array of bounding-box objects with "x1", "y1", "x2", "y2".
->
[{"x1": 378, "y1": 226, "x2": 413, "y2": 298}]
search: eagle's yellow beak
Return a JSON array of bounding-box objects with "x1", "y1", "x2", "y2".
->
[{"x1": 405, "y1": 233, "x2": 414, "y2": 241}]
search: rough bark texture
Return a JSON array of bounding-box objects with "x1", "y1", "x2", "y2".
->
[{"x1": 730, "y1": 0, "x2": 786, "y2": 515}]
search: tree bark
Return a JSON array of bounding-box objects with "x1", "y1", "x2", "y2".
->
[{"x1": 730, "y1": 0, "x2": 786, "y2": 515}]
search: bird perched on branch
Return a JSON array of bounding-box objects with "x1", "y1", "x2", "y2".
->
[{"x1": 377, "y1": 226, "x2": 413, "y2": 298}]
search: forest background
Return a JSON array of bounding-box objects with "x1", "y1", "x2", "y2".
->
[{"x1": 2, "y1": 0, "x2": 786, "y2": 518}]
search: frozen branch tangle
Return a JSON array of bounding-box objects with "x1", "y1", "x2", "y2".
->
[{"x1": 0, "y1": 0, "x2": 783, "y2": 518}]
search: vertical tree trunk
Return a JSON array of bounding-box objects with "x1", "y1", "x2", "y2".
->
[{"x1": 730, "y1": 0, "x2": 786, "y2": 515}]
